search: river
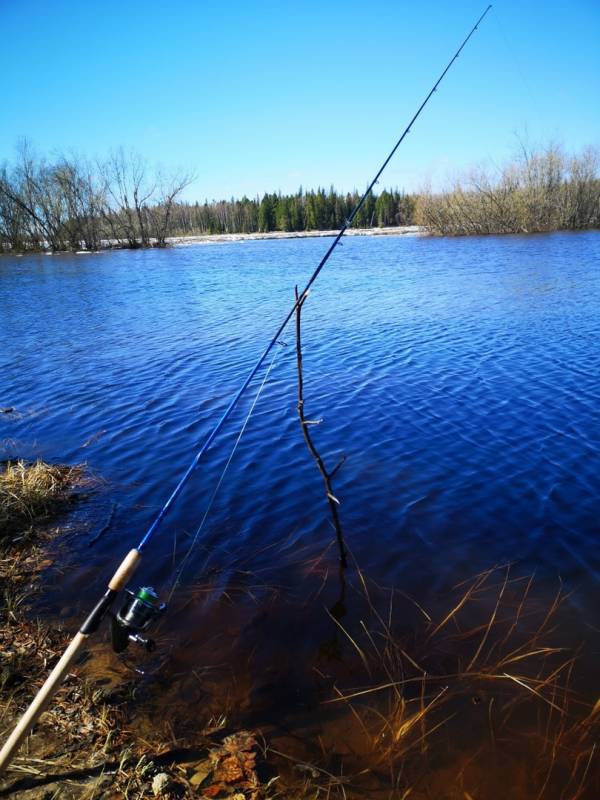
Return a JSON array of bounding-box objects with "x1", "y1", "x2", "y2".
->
[{"x1": 1, "y1": 231, "x2": 599, "y2": 795}]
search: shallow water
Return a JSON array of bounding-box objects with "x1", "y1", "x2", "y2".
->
[{"x1": 1, "y1": 231, "x2": 599, "y2": 793}]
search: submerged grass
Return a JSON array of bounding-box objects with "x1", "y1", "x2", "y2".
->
[
  {"x1": 1, "y1": 549, "x2": 598, "y2": 798},
  {"x1": 0, "y1": 459, "x2": 90, "y2": 538},
  {"x1": 300, "y1": 563, "x2": 599, "y2": 799},
  {"x1": 0, "y1": 486, "x2": 597, "y2": 798}
]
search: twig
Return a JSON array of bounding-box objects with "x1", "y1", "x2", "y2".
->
[{"x1": 294, "y1": 286, "x2": 347, "y2": 567}]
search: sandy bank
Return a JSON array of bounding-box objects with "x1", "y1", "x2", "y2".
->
[{"x1": 167, "y1": 225, "x2": 423, "y2": 247}]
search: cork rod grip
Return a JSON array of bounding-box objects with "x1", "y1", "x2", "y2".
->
[
  {"x1": 0, "y1": 632, "x2": 88, "y2": 772},
  {"x1": 108, "y1": 548, "x2": 141, "y2": 591},
  {"x1": 0, "y1": 548, "x2": 142, "y2": 774}
]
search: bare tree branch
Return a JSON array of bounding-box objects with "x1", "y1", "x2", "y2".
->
[{"x1": 294, "y1": 286, "x2": 347, "y2": 568}]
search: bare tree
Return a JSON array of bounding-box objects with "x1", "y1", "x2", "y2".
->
[
  {"x1": 0, "y1": 163, "x2": 28, "y2": 251},
  {"x1": 0, "y1": 144, "x2": 197, "y2": 252},
  {"x1": 101, "y1": 148, "x2": 155, "y2": 247},
  {"x1": 147, "y1": 167, "x2": 195, "y2": 246},
  {"x1": 0, "y1": 141, "x2": 68, "y2": 251},
  {"x1": 53, "y1": 154, "x2": 107, "y2": 250}
]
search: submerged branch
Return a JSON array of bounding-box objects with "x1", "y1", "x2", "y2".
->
[{"x1": 294, "y1": 286, "x2": 347, "y2": 567}]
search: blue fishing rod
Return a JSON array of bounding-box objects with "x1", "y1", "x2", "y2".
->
[{"x1": 0, "y1": 4, "x2": 492, "y2": 772}]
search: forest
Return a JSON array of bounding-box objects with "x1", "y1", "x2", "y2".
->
[
  {"x1": 169, "y1": 187, "x2": 416, "y2": 236},
  {"x1": 0, "y1": 142, "x2": 598, "y2": 252},
  {"x1": 0, "y1": 142, "x2": 416, "y2": 253}
]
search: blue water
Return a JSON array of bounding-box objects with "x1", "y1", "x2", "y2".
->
[{"x1": 1, "y1": 231, "x2": 599, "y2": 713}]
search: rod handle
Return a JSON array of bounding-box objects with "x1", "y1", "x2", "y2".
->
[
  {"x1": 108, "y1": 548, "x2": 141, "y2": 591},
  {"x1": 0, "y1": 548, "x2": 141, "y2": 773},
  {"x1": 0, "y1": 631, "x2": 88, "y2": 773}
]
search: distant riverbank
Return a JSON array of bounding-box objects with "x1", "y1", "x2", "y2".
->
[
  {"x1": 167, "y1": 225, "x2": 423, "y2": 247},
  {"x1": 1, "y1": 226, "x2": 424, "y2": 255},
  {"x1": 3, "y1": 142, "x2": 598, "y2": 254}
]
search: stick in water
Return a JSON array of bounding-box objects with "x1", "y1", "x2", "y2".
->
[{"x1": 0, "y1": 5, "x2": 492, "y2": 774}]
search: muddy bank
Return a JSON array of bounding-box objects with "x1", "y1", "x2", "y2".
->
[{"x1": 0, "y1": 462, "x2": 280, "y2": 799}]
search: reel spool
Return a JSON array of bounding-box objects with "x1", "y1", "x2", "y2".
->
[{"x1": 111, "y1": 586, "x2": 166, "y2": 653}]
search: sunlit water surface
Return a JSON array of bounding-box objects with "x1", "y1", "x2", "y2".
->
[{"x1": 1, "y1": 231, "x2": 599, "y2": 794}]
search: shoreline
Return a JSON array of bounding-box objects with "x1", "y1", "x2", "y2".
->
[
  {"x1": 6, "y1": 226, "x2": 600, "y2": 256},
  {"x1": 166, "y1": 225, "x2": 423, "y2": 247},
  {"x1": 1, "y1": 226, "x2": 423, "y2": 256}
]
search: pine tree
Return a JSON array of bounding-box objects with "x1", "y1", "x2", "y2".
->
[{"x1": 258, "y1": 193, "x2": 276, "y2": 232}]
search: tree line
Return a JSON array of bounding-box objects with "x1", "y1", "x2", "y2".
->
[
  {"x1": 1, "y1": 141, "x2": 598, "y2": 252},
  {"x1": 415, "y1": 143, "x2": 600, "y2": 235},
  {"x1": 0, "y1": 143, "x2": 194, "y2": 252},
  {"x1": 0, "y1": 143, "x2": 416, "y2": 253},
  {"x1": 169, "y1": 187, "x2": 416, "y2": 236}
]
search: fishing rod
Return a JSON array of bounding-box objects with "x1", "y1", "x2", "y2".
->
[{"x1": 0, "y1": 4, "x2": 492, "y2": 773}]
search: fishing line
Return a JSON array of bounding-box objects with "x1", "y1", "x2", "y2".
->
[
  {"x1": 167, "y1": 342, "x2": 285, "y2": 602},
  {"x1": 136, "y1": 3, "x2": 493, "y2": 556},
  {"x1": 491, "y1": 5, "x2": 545, "y2": 138},
  {"x1": 0, "y1": 5, "x2": 493, "y2": 772}
]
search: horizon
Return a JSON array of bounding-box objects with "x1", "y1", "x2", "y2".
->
[{"x1": 1, "y1": 0, "x2": 599, "y2": 203}]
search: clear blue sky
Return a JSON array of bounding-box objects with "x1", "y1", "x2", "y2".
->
[{"x1": 0, "y1": 0, "x2": 598, "y2": 201}]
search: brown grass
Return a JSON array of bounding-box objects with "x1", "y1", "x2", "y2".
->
[
  {"x1": 0, "y1": 459, "x2": 89, "y2": 538},
  {"x1": 0, "y1": 510, "x2": 596, "y2": 798},
  {"x1": 308, "y1": 564, "x2": 599, "y2": 799}
]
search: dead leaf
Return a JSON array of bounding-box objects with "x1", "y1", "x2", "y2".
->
[
  {"x1": 214, "y1": 754, "x2": 244, "y2": 783},
  {"x1": 189, "y1": 763, "x2": 212, "y2": 787},
  {"x1": 203, "y1": 783, "x2": 226, "y2": 798},
  {"x1": 223, "y1": 731, "x2": 257, "y2": 754}
]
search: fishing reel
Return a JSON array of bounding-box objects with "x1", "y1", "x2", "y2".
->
[{"x1": 110, "y1": 586, "x2": 166, "y2": 654}]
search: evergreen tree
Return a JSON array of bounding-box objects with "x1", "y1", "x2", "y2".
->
[
  {"x1": 168, "y1": 186, "x2": 417, "y2": 236},
  {"x1": 275, "y1": 195, "x2": 292, "y2": 230},
  {"x1": 258, "y1": 193, "x2": 276, "y2": 232}
]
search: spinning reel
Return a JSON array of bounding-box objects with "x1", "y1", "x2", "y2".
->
[{"x1": 110, "y1": 586, "x2": 166, "y2": 653}]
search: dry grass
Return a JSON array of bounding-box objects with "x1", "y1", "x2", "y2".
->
[
  {"x1": 1, "y1": 506, "x2": 596, "y2": 798},
  {"x1": 304, "y1": 564, "x2": 599, "y2": 799},
  {"x1": 0, "y1": 459, "x2": 89, "y2": 538},
  {"x1": 0, "y1": 508, "x2": 278, "y2": 798}
]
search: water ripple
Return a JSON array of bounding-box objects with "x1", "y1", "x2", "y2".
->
[{"x1": 1, "y1": 231, "x2": 599, "y2": 616}]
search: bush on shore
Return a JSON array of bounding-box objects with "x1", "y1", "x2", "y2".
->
[{"x1": 416, "y1": 143, "x2": 600, "y2": 236}]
